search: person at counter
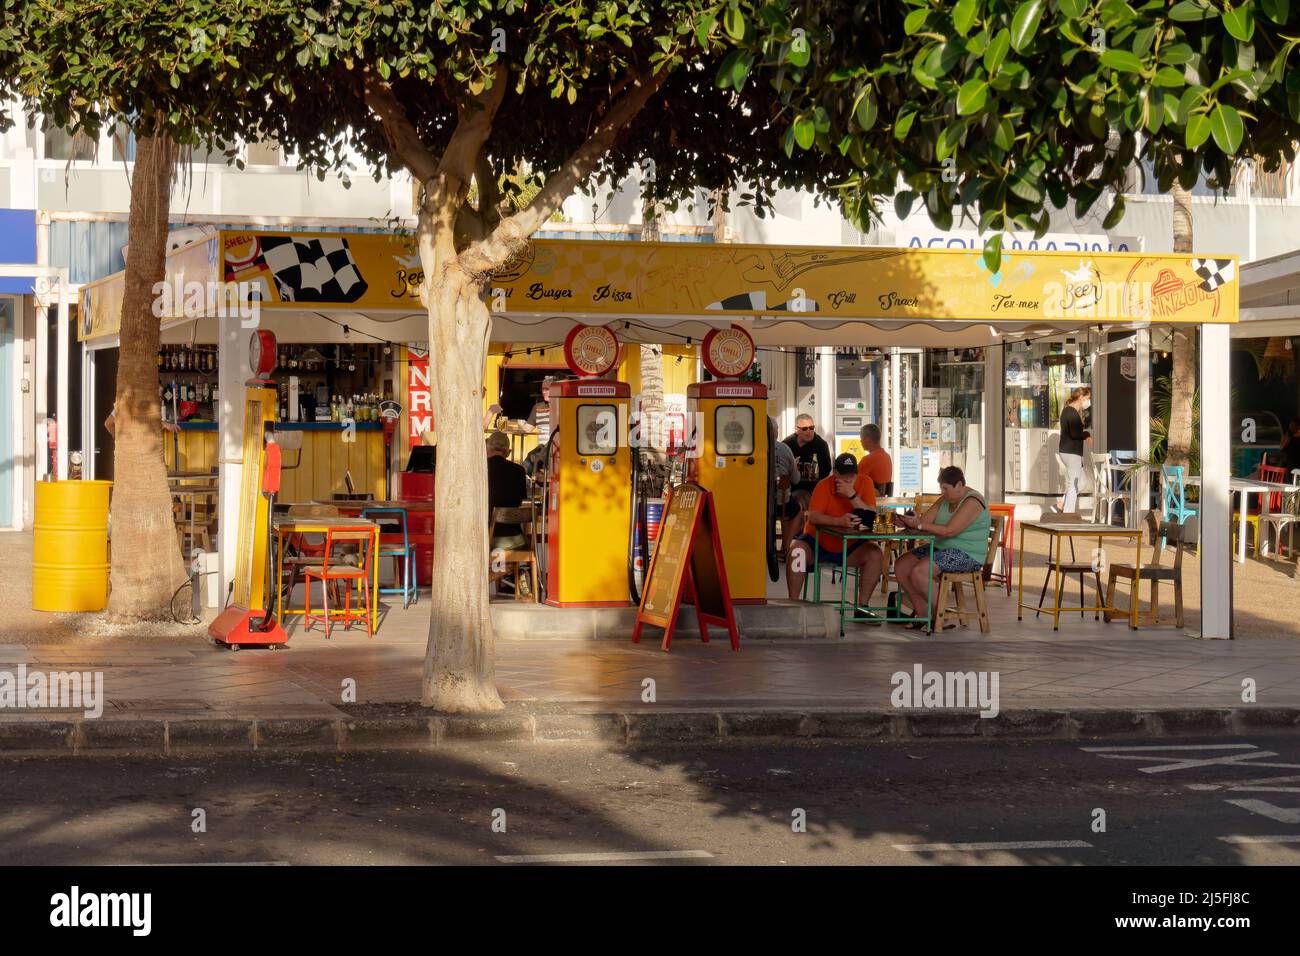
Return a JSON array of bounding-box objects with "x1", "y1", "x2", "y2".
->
[
  {"x1": 487, "y1": 431, "x2": 528, "y2": 553},
  {"x1": 781, "y1": 414, "x2": 832, "y2": 557},
  {"x1": 104, "y1": 403, "x2": 180, "y2": 437},
  {"x1": 858, "y1": 423, "x2": 893, "y2": 496},
  {"x1": 786, "y1": 453, "x2": 882, "y2": 616},
  {"x1": 527, "y1": 377, "x2": 556, "y2": 444}
]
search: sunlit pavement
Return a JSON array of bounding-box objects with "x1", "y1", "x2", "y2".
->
[
  {"x1": 2, "y1": 737, "x2": 1298, "y2": 865},
  {"x1": 1, "y1": 633, "x2": 1298, "y2": 720}
]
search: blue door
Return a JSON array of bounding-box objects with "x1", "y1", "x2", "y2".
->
[{"x1": 0, "y1": 298, "x2": 13, "y2": 528}]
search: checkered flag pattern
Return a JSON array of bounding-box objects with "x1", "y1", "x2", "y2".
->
[
  {"x1": 707, "y1": 290, "x2": 820, "y2": 312},
  {"x1": 1190, "y1": 258, "x2": 1235, "y2": 293},
  {"x1": 260, "y1": 235, "x2": 369, "y2": 303}
]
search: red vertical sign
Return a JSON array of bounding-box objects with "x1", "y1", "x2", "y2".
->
[{"x1": 406, "y1": 346, "x2": 432, "y2": 441}]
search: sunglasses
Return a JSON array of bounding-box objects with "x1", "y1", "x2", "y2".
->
[{"x1": 797, "y1": 425, "x2": 814, "y2": 432}]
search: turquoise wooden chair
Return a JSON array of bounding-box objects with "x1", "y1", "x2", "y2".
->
[
  {"x1": 1160, "y1": 465, "x2": 1199, "y2": 524},
  {"x1": 361, "y1": 507, "x2": 417, "y2": 609}
]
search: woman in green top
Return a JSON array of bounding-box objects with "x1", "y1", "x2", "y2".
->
[{"x1": 891, "y1": 466, "x2": 992, "y2": 631}]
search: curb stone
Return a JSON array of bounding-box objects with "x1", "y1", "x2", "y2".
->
[{"x1": 0, "y1": 707, "x2": 1294, "y2": 755}]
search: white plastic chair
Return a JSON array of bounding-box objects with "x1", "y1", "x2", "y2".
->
[{"x1": 1090, "y1": 453, "x2": 1130, "y2": 526}]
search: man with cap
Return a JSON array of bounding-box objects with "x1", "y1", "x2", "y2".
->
[{"x1": 785, "y1": 452, "x2": 884, "y2": 617}]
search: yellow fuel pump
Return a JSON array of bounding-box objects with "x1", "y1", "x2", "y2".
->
[
  {"x1": 542, "y1": 325, "x2": 635, "y2": 607},
  {"x1": 686, "y1": 327, "x2": 771, "y2": 604}
]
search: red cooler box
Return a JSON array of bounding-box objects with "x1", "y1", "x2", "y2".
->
[{"x1": 396, "y1": 472, "x2": 435, "y2": 586}]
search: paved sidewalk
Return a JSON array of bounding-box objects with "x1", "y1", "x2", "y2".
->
[{"x1": 2, "y1": 631, "x2": 1298, "y2": 720}]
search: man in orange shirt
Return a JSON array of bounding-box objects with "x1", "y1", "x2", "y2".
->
[
  {"x1": 785, "y1": 453, "x2": 883, "y2": 615},
  {"x1": 858, "y1": 423, "x2": 893, "y2": 497}
]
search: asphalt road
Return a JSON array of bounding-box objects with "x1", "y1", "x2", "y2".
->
[{"x1": 2, "y1": 737, "x2": 1299, "y2": 865}]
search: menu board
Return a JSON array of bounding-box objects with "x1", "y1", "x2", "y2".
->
[
  {"x1": 634, "y1": 482, "x2": 739, "y2": 650},
  {"x1": 638, "y1": 484, "x2": 705, "y2": 627}
]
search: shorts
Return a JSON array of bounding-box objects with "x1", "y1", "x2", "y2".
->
[
  {"x1": 790, "y1": 489, "x2": 812, "y2": 511},
  {"x1": 780, "y1": 498, "x2": 801, "y2": 521},
  {"x1": 908, "y1": 545, "x2": 982, "y2": 574},
  {"x1": 794, "y1": 532, "x2": 873, "y2": 567}
]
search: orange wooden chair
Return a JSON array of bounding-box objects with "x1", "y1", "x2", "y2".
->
[
  {"x1": 987, "y1": 503, "x2": 1015, "y2": 595},
  {"x1": 303, "y1": 528, "x2": 373, "y2": 638}
]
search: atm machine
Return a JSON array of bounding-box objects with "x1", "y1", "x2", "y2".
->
[
  {"x1": 542, "y1": 324, "x2": 636, "y2": 607},
  {"x1": 686, "y1": 327, "x2": 771, "y2": 604}
]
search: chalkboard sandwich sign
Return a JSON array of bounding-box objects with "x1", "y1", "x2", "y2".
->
[{"x1": 632, "y1": 482, "x2": 741, "y2": 652}]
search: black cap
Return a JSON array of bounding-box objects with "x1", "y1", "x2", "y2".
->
[{"x1": 834, "y1": 452, "x2": 858, "y2": 474}]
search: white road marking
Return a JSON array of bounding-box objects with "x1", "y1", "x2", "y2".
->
[
  {"x1": 1226, "y1": 798, "x2": 1300, "y2": 824},
  {"x1": 1218, "y1": 835, "x2": 1300, "y2": 845},
  {"x1": 126, "y1": 861, "x2": 291, "y2": 866},
  {"x1": 1188, "y1": 775, "x2": 1300, "y2": 794},
  {"x1": 1085, "y1": 750, "x2": 1299, "y2": 774},
  {"x1": 892, "y1": 840, "x2": 1092, "y2": 852},
  {"x1": 1081, "y1": 744, "x2": 1258, "y2": 752},
  {"x1": 495, "y1": 849, "x2": 714, "y2": 864}
]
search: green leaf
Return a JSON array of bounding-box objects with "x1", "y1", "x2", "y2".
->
[
  {"x1": 994, "y1": 117, "x2": 1015, "y2": 150},
  {"x1": 715, "y1": 49, "x2": 739, "y2": 88},
  {"x1": 1160, "y1": 43, "x2": 1195, "y2": 65},
  {"x1": 894, "y1": 109, "x2": 917, "y2": 141},
  {"x1": 1102, "y1": 195, "x2": 1126, "y2": 229},
  {"x1": 853, "y1": 86, "x2": 879, "y2": 130},
  {"x1": 903, "y1": 8, "x2": 930, "y2": 34},
  {"x1": 1154, "y1": 66, "x2": 1185, "y2": 87},
  {"x1": 793, "y1": 114, "x2": 816, "y2": 150},
  {"x1": 982, "y1": 234, "x2": 1003, "y2": 274},
  {"x1": 1058, "y1": 0, "x2": 1087, "y2": 16},
  {"x1": 1100, "y1": 49, "x2": 1145, "y2": 74},
  {"x1": 1177, "y1": 85, "x2": 1208, "y2": 123},
  {"x1": 724, "y1": 7, "x2": 745, "y2": 40},
  {"x1": 731, "y1": 53, "x2": 753, "y2": 90},
  {"x1": 1009, "y1": 0, "x2": 1045, "y2": 53},
  {"x1": 984, "y1": 29, "x2": 1011, "y2": 73},
  {"x1": 1222, "y1": 3, "x2": 1255, "y2": 41},
  {"x1": 1260, "y1": 0, "x2": 1289, "y2": 23},
  {"x1": 936, "y1": 121, "x2": 965, "y2": 160},
  {"x1": 895, "y1": 191, "x2": 916, "y2": 220},
  {"x1": 1185, "y1": 111, "x2": 1213, "y2": 148},
  {"x1": 1209, "y1": 102, "x2": 1244, "y2": 153},
  {"x1": 694, "y1": 11, "x2": 717, "y2": 47},
  {"x1": 952, "y1": 0, "x2": 978, "y2": 35},
  {"x1": 956, "y1": 78, "x2": 988, "y2": 115},
  {"x1": 1168, "y1": 0, "x2": 1218, "y2": 20},
  {"x1": 1008, "y1": 166, "x2": 1044, "y2": 204}
]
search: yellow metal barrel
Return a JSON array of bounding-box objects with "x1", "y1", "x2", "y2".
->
[{"x1": 32, "y1": 480, "x2": 112, "y2": 612}]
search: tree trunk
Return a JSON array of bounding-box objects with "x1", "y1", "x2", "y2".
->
[
  {"x1": 638, "y1": 196, "x2": 666, "y2": 450},
  {"x1": 1166, "y1": 179, "x2": 1196, "y2": 469},
  {"x1": 107, "y1": 133, "x2": 186, "y2": 622},
  {"x1": 418, "y1": 215, "x2": 503, "y2": 713},
  {"x1": 710, "y1": 187, "x2": 728, "y2": 243}
]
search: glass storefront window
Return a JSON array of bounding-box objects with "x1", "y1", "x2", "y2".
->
[
  {"x1": 923, "y1": 348, "x2": 984, "y2": 479},
  {"x1": 1003, "y1": 337, "x2": 1092, "y2": 495}
]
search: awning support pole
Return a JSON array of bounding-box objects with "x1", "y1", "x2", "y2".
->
[{"x1": 1199, "y1": 322, "x2": 1232, "y2": 639}]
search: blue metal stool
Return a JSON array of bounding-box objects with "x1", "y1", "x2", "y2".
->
[{"x1": 362, "y1": 508, "x2": 417, "y2": 609}]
